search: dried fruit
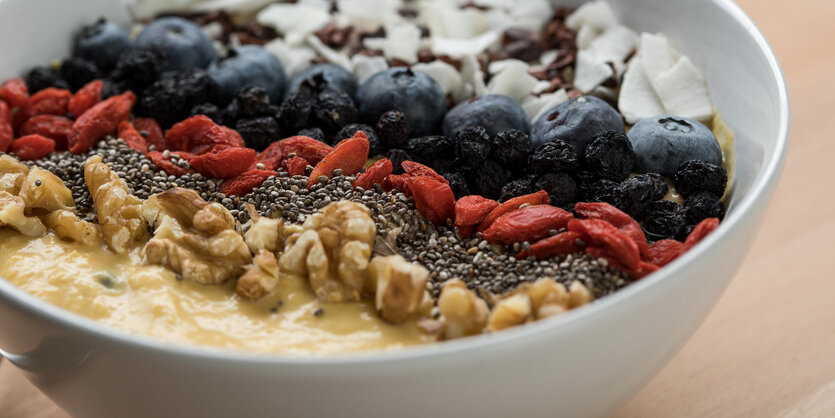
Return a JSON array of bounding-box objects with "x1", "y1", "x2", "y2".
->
[
  {"x1": 376, "y1": 110, "x2": 410, "y2": 149},
  {"x1": 19, "y1": 115, "x2": 73, "y2": 150},
  {"x1": 516, "y1": 231, "x2": 585, "y2": 259},
  {"x1": 132, "y1": 117, "x2": 165, "y2": 150},
  {"x1": 482, "y1": 205, "x2": 574, "y2": 245},
  {"x1": 250, "y1": 140, "x2": 284, "y2": 170},
  {"x1": 401, "y1": 160, "x2": 448, "y2": 184},
  {"x1": 479, "y1": 190, "x2": 550, "y2": 232},
  {"x1": 382, "y1": 174, "x2": 409, "y2": 194},
  {"x1": 15, "y1": 88, "x2": 72, "y2": 127},
  {"x1": 683, "y1": 217, "x2": 719, "y2": 249},
  {"x1": 165, "y1": 115, "x2": 240, "y2": 155},
  {"x1": 568, "y1": 218, "x2": 641, "y2": 271},
  {"x1": 117, "y1": 121, "x2": 148, "y2": 153},
  {"x1": 454, "y1": 195, "x2": 499, "y2": 227},
  {"x1": 353, "y1": 158, "x2": 393, "y2": 190},
  {"x1": 220, "y1": 126, "x2": 246, "y2": 148},
  {"x1": 574, "y1": 202, "x2": 649, "y2": 256},
  {"x1": 190, "y1": 146, "x2": 257, "y2": 179},
  {"x1": 0, "y1": 116, "x2": 11, "y2": 153},
  {"x1": 407, "y1": 177, "x2": 455, "y2": 225},
  {"x1": 219, "y1": 169, "x2": 278, "y2": 196},
  {"x1": 9, "y1": 134, "x2": 55, "y2": 160},
  {"x1": 528, "y1": 139, "x2": 578, "y2": 174},
  {"x1": 642, "y1": 200, "x2": 687, "y2": 241},
  {"x1": 674, "y1": 160, "x2": 728, "y2": 197},
  {"x1": 646, "y1": 239, "x2": 685, "y2": 267},
  {"x1": 68, "y1": 91, "x2": 136, "y2": 154},
  {"x1": 307, "y1": 131, "x2": 370, "y2": 187},
  {"x1": 282, "y1": 155, "x2": 309, "y2": 177},
  {"x1": 582, "y1": 131, "x2": 635, "y2": 182},
  {"x1": 278, "y1": 135, "x2": 333, "y2": 165},
  {"x1": 0, "y1": 100, "x2": 10, "y2": 126},
  {"x1": 0, "y1": 78, "x2": 29, "y2": 108},
  {"x1": 67, "y1": 79, "x2": 103, "y2": 117},
  {"x1": 146, "y1": 151, "x2": 196, "y2": 176},
  {"x1": 684, "y1": 191, "x2": 725, "y2": 225}
]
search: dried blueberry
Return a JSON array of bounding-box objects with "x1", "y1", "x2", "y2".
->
[
  {"x1": 25, "y1": 66, "x2": 70, "y2": 93},
  {"x1": 236, "y1": 117, "x2": 280, "y2": 151},
  {"x1": 286, "y1": 63, "x2": 358, "y2": 99},
  {"x1": 190, "y1": 103, "x2": 223, "y2": 123},
  {"x1": 136, "y1": 17, "x2": 216, "y2": 72},
  {"x1": 684, "y1": 191, "x2": 725, "y2": 224},
  {"x1": 500, "y1": 174, "x2": 537, "y2": 201},
  {"x1": 646, "y1": 173, "x2": 669, "y2": 201},
  {"x1": 612, "y1": 174, "x2": 661, "y2": 219},
  {"x1": 235, "y1": 86, "x2": 272, "y2": 118},
  {"x1": 583, "y1": 131, "x2": 635, "y2": 182},
  {"x1": 277, "y1": 85, "x2": 315, "y2": 132},
  {"x1": 312, "y1": 88, "x2": 358, "y2": 134},
  {"x1": 674, "y1": 160, "x2": 728, "y2": 197},
  {"x1": 528, "y1": 139, "x2": 578, "y2": 174},
  {"x1": 111, "y1": 47, "x2": 163, "y2": 94},
  {"x1": 536, "y1": 172, "x2": 577, "y2": 207},
  {"x1": 443, "y1": 172, "x2": 472, "y2": 199},
  {"x1": 443, "y1": 94, "x2": 531, "y2": 138},
  {"x1": 357, "y1": 68, "x2": 446, "y2": 136},
  {"x1": 376, "y1": 110, "x2": 411, "y2": 149},
  {"x1": 580, "y1": 178, "x2": 618, "y2": 203},
  {"x1": 140, "y1": 74, "x2": 186, "y2": 128},
  {"x1": 178, "y1": 69, "x2": 218, "y2": 108},
  {"x1": 298, "y1": 127, "x2": 326, "y2": 143},
  {"x1": 628, "y1": 115, "x2": 722, "y2": 177},
  {"x1": 491, "y1": 129, "x2": 534, "y2": 170},
  {"x1": 386, "y1": 149, "x2": 412, "y2": 175},
  {"x1": 531, "y1": 95, "x2": 625, "y2": 154},
  {"x1": 455, "y1": 126, "x2": 492, "y2": 168},
  {"x1": 404, "y1": 135, "x2": 454, "y2": 164},
  {"x1": 337, "y1": 123, "x2": 383, "y2": 155},
  {"x1": 468, "y1": 159, "x2": 508, "y2": 200},
  {"x1": 74, "y1": 18, "x2": 132, "y2": 72},
  {"x1": 60, "y1": 58, "x2": 101, "y2": 91},
  {"x1": 642, "y1": 200, "x2": 687, "y2": 241}
]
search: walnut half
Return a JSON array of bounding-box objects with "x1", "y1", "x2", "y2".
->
[
  {"x1": 367, "y1": 255, "x2": 430, "y2": 324},
  {"x1": 236, "y1": 249, "x2": 280, "y2": 301},
  {"x1": 44, "y1": 209, "x2": 102, "y2": 246},
  {"x1": 84, "y1": 155, "x2": 147, "y2": 253},
  {"x1": 438, "y1": 279, "x2": 489, "y2": 340},
  {"x1": 0, "y1": 191, "x2": 47, "y2": 237}
]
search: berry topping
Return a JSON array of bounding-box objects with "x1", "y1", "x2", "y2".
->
[
  {"x1": 404, "y1": 135, "x2": 454, "y2": 164},
  {"x1": 136, "y1": 17, "x2": 216, "y2": 72},
  {"x1": 612, "y1": 174, "x2": 662, "y2": 219},
  {"x1": 582, "y1": 131, "x2": 635, "y2": 182},
  {"x1": 531, "y1": 95, "x2": 625, "y2": 154},
  {"x1": 337, "y1": 123, "x2": 382, "y2": 155},
  {"x1": 674, "y1": 160, "x2": 728, "y2": 197},
  {"x1": 287, "y1": 63, "x2": 358, "y2": 99},
  {"x1": 312, "y1": 88, "x2": 358, "y2": 135},
  {"x1": 209, "y1": 45, "x2": 287, "y2": 104},
  {"x1": 628, "y1": 115, "x2": 722, "y2": 177},
  {"x1": 684, "y1": 191, "x2": 725, "y2": 224},
  {"x1": 376, "y1": 110, "x2": 410, "y2": 149},
  {"x1": 73, "y1": 18, "x2": 132, "y2": 72},
  {"x1": 642, "y1": 200, "x2": 687, "y2": 241},
  {"x1": 25, "y1": 66, "x2": 70, "y2": 93},
  {"x1": 236, "y1": 117, "x2": 280, "y2": 151},
  {"x1": 528, "y1": 139, "x2": 578, "y2": 174},
  {"x1": 490, "y1": 129, "x2": 534, "y2": 171},
  {"x1": 500, "y1": 174, "x2": 537, "y2": 202},
  {"x1": 535, "y1": 172, "x2": 578, "y2": 207},
  {"x1": 357, "y1": 68, "x2": 446, "y2": 137},
  {"x1": 442, "y1": 94, "x2": 531, "y2": 138},
  {"x1": 60, "y1": 58, "x2": 101, "y2": 92}
]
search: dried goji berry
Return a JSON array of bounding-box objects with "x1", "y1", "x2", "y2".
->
[
  {"x1": 455, "y1": 195, "x2": 499, "y2": 227},
  {"x1": 117, "y1": 121, "x2": 148, "y2": 153},
  {"x1": 9, "y1": 134, "x2": 55, "y2": 160},
  {"x1": 190, "y1": 146, "x2": 257, "y2": 179},
  {"x1": 133, "y1": 118, "x2": 165, "y2": 150},
  {"x1": 482, "y1": 205, "x2": 573, "y2": 245},
  {"x1": 20, "y1": 115, "x2": 73, "y2": 150},
  {"x1": 250, "y1": 140, "x2": 284, "y2": 170},
  {"x1": 0, "y1": 100, "x2": 11, "y2": 125},
  {"x1": 568, "y1": 218, "x2": 641, "y2": 271},
  {"x1": 221, "y1": 126, "x2": 246, "y2": 148},
  {"x1": 279, "y1": 135, "x2": 333, "y2": 165},
  {"x1": 684, "y1": 218, "x2": 720, "y2": 249},
  {"x1": 575, "y1": 202, "x2": 649, "y2": 256},
  {"x1": 407, "y1": 177, "x2": 455, "y2": 225},
  {"x1": 0, "y1": 118, "x2": 12, "y2": 153},
  {"x1": 457, "y1": 224, "x2": 477, "y2": 238},
  {"x1": 383, "y1": 174, "x2": 410, "y2": 195},
  {"x1": 478, "y1": 190, "x2": 550, "y2": 232},
  {"x1": 282, "y1": 155, "x2": 309, "y2": 177},
  {"x1": 646, "y1": 239, "x2": 686, "y2": 267},
  {"x1": 220, "y1": 169, "x2": 279, "y2": 196},
  {"x1": 15, "y1": 88, "x2": 72, "y2": 128},
  {"x1": 146, "y1": 151, "x2": 196, "y2": 176},
  {"x1": 401, "y1": 160, "x2": 448, "y2": 184},
  {"x1": 0, "y1": 78, "x2": 28, "y2": 109},
  {"x1": 68, "y1": 91, "x2": 136, "y2": 154},
  {"x1": 67, "y1": 79, "x2": 103, "y2": 118},
  {"x1": 585, "y1": 246, "x2": 659, "y2": 279},
  {"x1": 354, "y1": 158, "x2": 393, "y2": 190},
  {"x1": 307, "y1": 131, "x2": 370, "y2": 187},
  {"x1": 165, "y1": 115, "x2": 241, "y2": 155},
  {"x1": 516, "y1": 230, "x2": 585, "y2": 260}
]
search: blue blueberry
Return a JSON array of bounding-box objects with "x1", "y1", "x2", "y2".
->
[
  {"x1": 287, "y1": 64, "x2": 358, "y2": 99},
  {"x1": 628, "y1": 115, "x2": 722, "y2": 177},
  {"x1": 356, "y1": 68, "x2": 446, "y2": 137},
  {"x1": 531, "y1": 95, "x2": 624, "y2": 156},
  {"x1": 136, "y1": 17, "x2": 216, "y2": 72},
  {"x1": 443, "y1": 94, "x2": 530, "y2": 138},
  {"x1": 74, "y1": 18, "x2": 132, "y2": 72},
  {"x1": 208, "y1": 45, "x2": 287, "y2": 104}
]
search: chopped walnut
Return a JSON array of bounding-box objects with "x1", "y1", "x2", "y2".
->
[
  {"x1": 18, "y1": 166, "x2": 74, "y2": 213},
  {"x1": 243, "y1": 204, "x2": 284, "y2": 253},
  {"x1": 527, "y1": 278, "x2": 569, "y2": 319},
  {"x1": 44, "y1": 209, "x2": 102, "y2": 246},
  {"x1": 367, "y1": 255, "x2": 430, "y2": 323},
  {"x1": 0, "y1": 155, "x2": 29, "y2": 195},
  {"x1": 84, "y1": 155, "x2": 147, "y2": 253},
  {"x1": 279, "y1": 201, "x2": 375, "y2": 302},
  {"x1": 438, "y1": 279, "x2": 489, "y2": 340},
  {"x1": 568, "y1": 280, "x2": 593, "y2": 308},
  {"x1": 236, "y1": 249, "x2": 280, "y2": 301},
  {"x1": 487, "y1": 293, "x2": 533, "y2": 332},
  {"x1": 142, "y1": 188, "x2": 252, "y2": 285},
  {"x1": 0, "y1": 191, "x2": 47, "y2": 236}
]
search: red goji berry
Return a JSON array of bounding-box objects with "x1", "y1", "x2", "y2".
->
[
  {"x1": 117, "y1": 121, "x2": 148, "y2": 153},
  {"x1": 585, "y1": 246, "x2": 659, "y2": 279},
  {"x1": 132, "y1": 118, "x2": 165, "y2": 150},
  {"x1": 401, "y1": 160, "x2": 448, "y2": 184},
  {"x1": 15, "y1": 88, "x2": 72, "y2": 128},
  {"x1": 0, "y1": 100, "x2": 11, "y2": 125},
  {"x1": 9, "y1": 134, "x2": 55, "y2": 160},
  {"x1": 0, "y1": 78, "x2": 28, "y2": 108},
  {"x1": 307, "y1": 131, "x2": 370, "y2": 187},
  {"x1": 20, "y1": 115, "x2": 73, "y2": 150},
  {"x1": 478, "y1": 190, "x2": 550, "y2": 232},
  {"x1": 575, "y1": 202, "x2": 649, "y2": 256},
  {"x1": 684, "y1": 218, "x2": 720, "y2": 249},
  {"x1": 516, "y1": 231, "x2": 586, "y2": 260},
  {"x1": 383, "y1": 174, "x2": 410, "y2": 194},
  {"x1": 278, "y1": 135, "x2": 333, "y2": 165},
  {"x1": 190, "y1": 146, "x2": 257, "y2": 179},
  {"x1": 407, "y1": 177, "x2": 455, "y2": 225},
  {"x1": 457, "y1": 224, "x2": 477, "y2": 238},
  {"x1": 455, "y1": 195, "x2": 499, "y2": 227},
  {"x1": 282, "y1": 155, "x2": 309, "y2": 177},
  {"x1": 353, "y1": 158, "x2": 393, "y2": 190},
  {"x1": 0, "y1": 118, "x2": 12, "y2": 153},
  {"x1": 67, "y1": 79, "x2": 103, "y2": 118},
  {"x1": 568, "y1": 218, "x2": 641, "y2": 271},
  {"x1": 146, "y1": 151, "x2": 196, "y2": 176},
  {"x1": 482, "y1": 205, "x2": 574, "y2": 245},
  {"x1": 220, "y1": 169, "x2": 279, "y2": 196},
  {"x1": 165, "y1": 115, "x2": 241, "y2": 155},
  {"x1": 68, "y1": 91, "x2": 136, "y2": 154},
  {"x1": 250, "y1": 141, "x2": 284, "y2": 170},
  {"x1": 646, "y1": 239, "x2": 686, "y2": 267},
  {"x1": 221, "y1": 126, "x2": 246, "y2": 148}
]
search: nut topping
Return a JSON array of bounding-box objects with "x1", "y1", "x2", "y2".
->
[
  {"x1": 84, "y1": 155, "x2": 147, "y2": 253},
  {"x1": 236, "y1": 249, "x2": 280, "y2": 301},
  {"x1": 367, "y1": 255, "x2": 430, "y2": 323},
  {"x1": 438, "y1": 278, "x2": 489, "y2": 340}
]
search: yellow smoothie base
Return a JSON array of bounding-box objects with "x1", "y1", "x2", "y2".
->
[{"x1": 0, "y1": 230, "x2": 433, "y2": 355}]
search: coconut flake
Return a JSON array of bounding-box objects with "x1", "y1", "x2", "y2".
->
[
  {"x1": 413, "y1": 60, "x2": 464, "y2": 98},
  {"x1": 640, "y1": 32, "x2": 678, "y2": 81},
  {"x1": 566, "y1": 0, "x2": 618, "y2": 32},
  {"x1": 460, "y1": 54, "x2": 488, "y2": 100},
  {"x1": 486, "y1": 60, "x2": 538, "y2": 103},
  {"x1": 508, "y1": 0, "x2": 553, "y2": 32},
  {"x1": 257, "y1": 2, "x2": 331, "y2": 47},
  {"x1": 618, "y1": 56, "x2": 665, "y2": 124},
  {"x1": 306, "y1": 35, "x2": 352, "y2": 70},
  {"x1": 573, "y1": 50, "x2": 613, "y2": 93},
  {"x1": 264, "y1": 39, "x2": 317, "y2": 78},
  {"x1": 338, "y1": 0, "x2": 402, "y2": 31},
  {"x1": 523, "y1": 89, "x2": 569, "y2": 122},
  {"x1": 652, "y1": 56, "x2": 713, "y2": 122},
  {"x1": 351, "y1": 55, "x2": 389, "y2": 84},
  {"x1": 432, "y1": 31, "x2": 500, "y2": 59},
  {"x1": 192, "y1": 0, "x2": 277, "y2": 14},
  {"x1": 588, "y1": 24, "x2": 638, "y2": 64},
  {"x1": 363, "y1": 22, "x2": 422, "y2": 64}
]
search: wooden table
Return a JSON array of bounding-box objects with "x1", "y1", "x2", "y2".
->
[{"x1": 0, "y1": 1, "x2": 830, "y2": 416}]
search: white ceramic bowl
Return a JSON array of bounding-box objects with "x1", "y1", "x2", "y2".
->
[{"x1": 0, "y1": 0, "x2": 789, "y2": 417}]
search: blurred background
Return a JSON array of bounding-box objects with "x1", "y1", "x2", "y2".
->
[{"x1": 0, "y1": 0, "x2": 830, "y2": 416}]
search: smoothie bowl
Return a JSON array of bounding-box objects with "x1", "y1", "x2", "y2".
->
[{"x1": 0, "y1": 0, "x2": 788, "y2": 417}]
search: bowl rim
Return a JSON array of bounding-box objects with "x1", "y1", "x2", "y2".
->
[{"x1": 0, "y1": 0, "x2": 790, "y2": 367}]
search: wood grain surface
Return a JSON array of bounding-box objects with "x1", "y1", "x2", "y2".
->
[{"x1": 0, "y1": 0, "x2": 828, "y2": 416}]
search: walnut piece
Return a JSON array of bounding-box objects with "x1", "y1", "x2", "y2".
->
[
  {"x1": 0, "y1": 191, "x2": 47, "y2": 236},
  {"x1": 438, "y1": 278, "x2": 489, "y2": 340},
  {"x1": 143, "y1": 188, "x2": 252, "y2": 285},
  {"x1": 0, "y1": 155, "x2": 29, "y2": 195},
  {"x1": 84, "y1": 155, "x2": 147, "y2": 253},
  {"x1": 243, "y1": 204, "x2": 284, "y2": 253},
  {"x1": 487, "y1": 293, "x2": 533, "y2": 332},
  {"x1": 18, "y1": 166, "x2": 74, "y2": 213},
  {"x1": 236, "y1": 249, "x2": 280, "y2": 301},
  {"x1": 44, "y1": 209, "x2": 102, "y2": 246},
  {"x1": 279, "y1": 200, "x2": 375, "y2": 302},
  {"x1": 568, "y1": 280, "x2": 593, "y2": 308},
  {"x1": 528, "y1": 278, "x2": 569, "y2": 319},
  {"x1": 367, "y1": 255, "x2": 430, "y2": 323}
]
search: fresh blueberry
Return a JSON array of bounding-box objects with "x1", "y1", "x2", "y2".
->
[
  {"x1": 443, "y1": 94, "x2": 530, "y2": 138},
  {"x1": 209, "y1": 45, "x2": 287, "y2": 105},
  {"x1": 286, "y1": 64, "x2": 358, "y2": 99},
  {"x1": 356, "y1": 68, "x2": 446, "y2": 137},
  {"x1": 628, "y1": 115, "x2": 722, "y2": 177},
  {"x1": 531, "y1": 95, "x2": 624, "y2": 156},
  {"x1": 135, "y1": 17, "x2": 215, "y2": 72},
  {"x1": 74, "y1": 18, "x2": 132, "y2": 72}
]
